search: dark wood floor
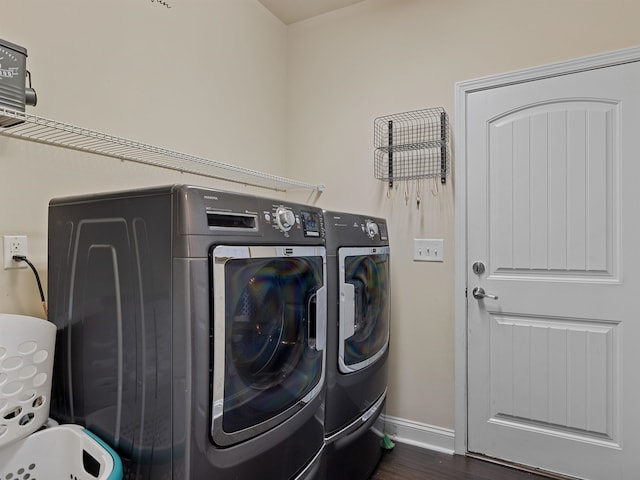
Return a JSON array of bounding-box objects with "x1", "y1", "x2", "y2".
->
[{"x1": 371, "y1": 442, "x2": 553, "y2": 480}]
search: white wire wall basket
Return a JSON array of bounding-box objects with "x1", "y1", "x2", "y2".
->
[{"x1": 374, "y1": 107, "x2": 450, "y2": 188}]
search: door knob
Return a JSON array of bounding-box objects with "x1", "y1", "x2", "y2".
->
[{"x1": 472, "y1": 287, "x2": 498, "y2": 300}]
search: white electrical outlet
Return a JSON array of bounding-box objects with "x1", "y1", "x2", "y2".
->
[
  {"x1": 3, "y1": 235, "x2": 28, "y2": 269},
  {"x1": 413, "y1": 238, "x2": 444, "y2": 262}
]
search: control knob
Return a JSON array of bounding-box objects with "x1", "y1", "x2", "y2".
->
[
  {"x1": 366, "y1": 221, "x2": 379, "y2": 239},
  {"x1": 275, "y1": 207, "x2": 296, "y2": 232}
]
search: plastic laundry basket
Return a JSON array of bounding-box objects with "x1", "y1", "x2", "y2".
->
[
  {"x1": 0, "y1": 313, "x2": 56, "y2": 448},
  {"x1": 0, "y1": 423, "x2": 123, "y2": 480}
]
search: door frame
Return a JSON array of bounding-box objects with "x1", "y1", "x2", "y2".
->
[{"x1": 453, "y1": 44, "x2": 640, "y2": 455}]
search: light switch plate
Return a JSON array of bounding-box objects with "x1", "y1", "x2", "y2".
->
[{"x1": 413, "y1": 238, "x2": 443, "y2": 262}]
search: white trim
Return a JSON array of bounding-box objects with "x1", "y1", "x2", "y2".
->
[
  {"x1": 457, "y1": 44, "x2": 640, "y2": 94},
  {"x1": 453, "y1": 44, "x2": 472, "y2": 455},
  {"x1": 453, "y1": 44, "x2": 640, "y2": 456},
  {"x1": 382, "y1": 415, "x2": 455, "y2": 455}
]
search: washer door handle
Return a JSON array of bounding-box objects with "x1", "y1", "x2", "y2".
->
[{"x1": 309, "y1": 286, "x2": 326, "y2": 351}]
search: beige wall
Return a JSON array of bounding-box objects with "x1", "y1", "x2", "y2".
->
[
  {"x1": 285, "y1": 0, "x2": 640, "y2": 429},
  {"x1": 3, "y1": 0, "x2": 640, "y2": 438},
  {"x1": 0, "y1": 0, "x2": 288, "y2": 317}
]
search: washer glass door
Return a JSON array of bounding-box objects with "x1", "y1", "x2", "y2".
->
[
  {"x1": 338, "y1": 246, "x2": 390, "y2": 373},
  {"x1": 210, "y1": 246, "x2": 326, "y2": 446}
]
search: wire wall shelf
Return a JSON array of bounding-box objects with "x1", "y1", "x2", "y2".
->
[
  {"x1": 374, "y1": 107, "x2": 450, "y2": 187},
  {"x1": 0, "y1": 107, "x2": 325, "y2": 193}
]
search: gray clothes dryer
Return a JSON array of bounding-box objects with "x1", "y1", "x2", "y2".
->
[
  {"x1": 48, "y1": 185, "x2": 327, "y2": 480},
  {"x1": 323, "y1": 211, "x2": 390, "y2": 480}
]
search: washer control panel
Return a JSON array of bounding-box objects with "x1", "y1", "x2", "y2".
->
[
  {"x1": 300, "y1": 210, "x2": 321, "y2": 237},
  {"x1": 275, "y1": 206, "x2": 296, "y2": 232},
  {"x1": 186, "y1": 186, "x2": 324, "y2": 242},
  {"x1": 263, "y1": 203, "x2": 323, "y2": 238}
]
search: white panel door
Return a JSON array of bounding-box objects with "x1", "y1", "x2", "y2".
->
[{"x1": 466, "y1": 61, "x2": 640, "y2": 479}]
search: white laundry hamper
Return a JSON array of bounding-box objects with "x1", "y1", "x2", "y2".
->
[
  {"x1": 0, "y1": 423, "x2": 123, "y2": 480},
  {"x1": 0, "y1": 313, "x2": 56, "y2": 447},
  {"x1": 0, "y1": 314, "x2": 123, "y2": 479}
]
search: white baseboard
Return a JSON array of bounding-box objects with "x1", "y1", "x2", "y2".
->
[{"x1": 381, "y1": 415, "x2": 455, "y2": 455}]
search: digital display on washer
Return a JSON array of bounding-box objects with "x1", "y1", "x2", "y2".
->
[{"x1": 300, "y1": 211, "x2": 320, "y2": 237}]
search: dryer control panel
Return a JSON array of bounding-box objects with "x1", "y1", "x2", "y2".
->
[
  {"x1": 324, "y1": 211, "x2": 389, "y2": 248},
  {"x1": 365, "y1": 220, "x2": 379, "y2": 239}
]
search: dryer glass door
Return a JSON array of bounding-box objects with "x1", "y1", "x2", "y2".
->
[
  {"x1": 338, "y1": 246, "x2": 390, "y2": 373},
  {"x1": 210, "y1": 246, "x2": 327, "y2": 446}
]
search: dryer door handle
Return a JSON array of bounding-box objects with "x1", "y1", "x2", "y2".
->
[
  {"x1": 341, "y1": 282, "x2": 356, "y2": 340},
  {"x1": 308, "y1": 286, "x2": 327, "y2": 351}
]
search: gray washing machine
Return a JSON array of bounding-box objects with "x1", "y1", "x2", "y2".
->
[
  {"x1": 48, "y1": 185, "x2": 327, "y2": 480},
  {"x1": 322, "y1": 211, "x2": 390, "y2": 480}
]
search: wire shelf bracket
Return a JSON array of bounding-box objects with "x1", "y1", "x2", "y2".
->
[{"x1": 0, "y1": 107, "x2": 325, "y2": 193}]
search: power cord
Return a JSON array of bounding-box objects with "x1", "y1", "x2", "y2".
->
[{"x1": 12, "y1": 255, "x2": 48, "y2": 317}]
